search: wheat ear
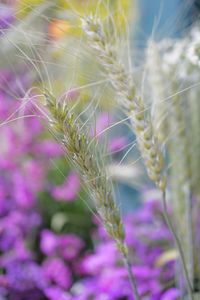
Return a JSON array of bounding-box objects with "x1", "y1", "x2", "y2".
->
[
  {"x1": 44, "y1": 91, "x2": 140, "y2": 300},
  {"x1": 82, "y1": 16, "x2": 166, "y2": 191}
]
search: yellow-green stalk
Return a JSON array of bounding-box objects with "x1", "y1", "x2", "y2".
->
[
  {"x1": 188, "y1": 87, "x2": 200, "y2": 196},
  {"x1": 188, "y1": 85, "x2": 200, "y2": 284}
]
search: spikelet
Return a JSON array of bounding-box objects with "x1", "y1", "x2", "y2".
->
[
  {"x1": 44, "y1": 91, "x2": 127, "y2": 255},
  {"x1": 82, "y1": 16, "x2": 166, "y2": 191}
]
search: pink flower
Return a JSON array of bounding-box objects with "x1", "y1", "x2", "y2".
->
[
  {"x1": 24, "y1": 160, "x2": 45, "y2": 193},
  {"x1": 0, "y1": 6, "x2": 15, "y2": 31},
  {"x1": 58, "y1": 234, "x2": 84, "y2": 260},
  {"x1": 81, "y1": 242, "x2": 117, "y2": 275},
  {"x1": 0, "y1": 180, "x2": 7, "y2": 213},
  {"x1": 52, "y1": 172, "x2": 80, "y2": 202},
  {"x1": 22, "y1": 111, "x2": 43, "y2": 137},
  {"x1": 44, "y1": 286, "x2": 71, "y2": 300},
  {"x1": 34, "y1": 140, "x2": 63, "y2": 157},
  {"x1": 108, "y1": 136, "x2": 127, "y2": 153},
  {"x1": 42, "y1": 258, "x2": 72, "y2": 289},
  {"x1": 40, "y1": 230, "x2": 57, "y2": 256},
  {"x1": 13, "y1": 172, "x2": 35, "y2": 209},
  {"x1": 161, "y1": 288, "x2": 181, "y2": 300},
  {"x1": 90, "y1": 112, "x2": 111, "y2": 138}
]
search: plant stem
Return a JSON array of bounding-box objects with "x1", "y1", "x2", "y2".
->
[
  {"x1": 162, "y1": 190, "x2": 194, "y2": 300},
  {"x1": 185, "y1": 186, "x2": 194, "y2": 288},
  {"x1": 123, "y1": 252, "x2": 140, "y2": 300}
]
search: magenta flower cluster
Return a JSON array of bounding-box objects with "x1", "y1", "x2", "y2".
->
[
  {"x1": 0, "y1": 69, "x2": 81, "y2": 300},
  {"x1": 73, "y1": 200, "x2": 180, "y2": 300}
]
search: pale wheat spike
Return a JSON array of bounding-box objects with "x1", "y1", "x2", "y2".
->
[{"x1": 82, "y1": 16, "x2": 166, "y2": 191}]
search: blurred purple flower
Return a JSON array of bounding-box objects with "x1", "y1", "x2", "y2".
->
[
  {"x1": 24, "y1": 160, "x2": 45, "y2": 193},
  {"x1": 0, "y1": 225, "x2": 20, "y2": 251},
  {"x1": 6, "y1": 260, "x2": 45, "y2": 292},
  {"x1": 0, "y1": 5, "x2": 14, "y2": 31},
  {"x1": 161, "y1": 288, "x2": 181, "y2": 300},
  {"x1": 81, "y1": 242, "x2": 118, "y2": 275},
  {"x1": 108, "y1": 136, "x2": 127, "y2": 153},
  {"x1": 90, "y1": 112, "x2": 111, "y2": 138},
  {"x1": 52, "y1": 172, "x2": 80, "y2": 202},
  {"x1": 73, "y1": 200, "x2": 178, "y2": 299},
  {"x1": 0, "y1": 236, "x2": 34, "y2": 267},
  {"x1": 40, "y1": 230, "x2": 57, "y2": 256},
  {"x1": 13, "y1": 172, "x2": 36, "y2": 209},
  {"x1": 34, "y1": 140, "x2": 63, "y2": 157},
  {"x1": 58, "y1": 234, "x2": 84, "y2": 261},
  {"x1": 42, "y1": 258, "x2": 72, "y2": 289},
  {"x1": 131, "y1": 266, "x2": 160, "y2": 281},
  {"x1": 0, "y1": 179, "x2": 8, "y2": 214},
  {"x1": 45, "y1": 286, "x2": 72, "y2": 300}
]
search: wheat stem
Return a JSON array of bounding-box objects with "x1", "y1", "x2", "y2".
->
[
  {"x1": 162, "y1": 190, "x2": 194, "y2": 300},
  {"x1": 123, "y1": 253, "x2": 140, "y2": 300},
  {"x1": 169, "y1": 81, "x2": 194, "y2": 288}
]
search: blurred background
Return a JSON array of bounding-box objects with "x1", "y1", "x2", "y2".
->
[{"x1": 0, "y1": 1, "x2": 199, "y2": 299}]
